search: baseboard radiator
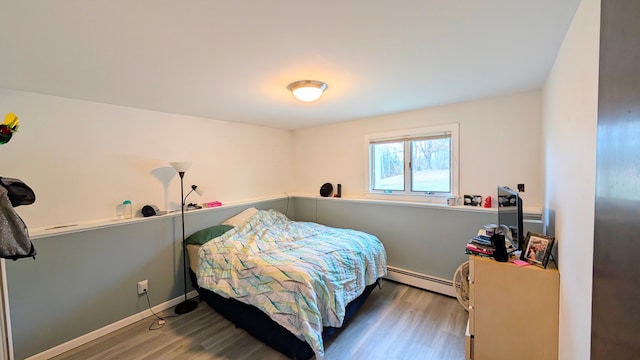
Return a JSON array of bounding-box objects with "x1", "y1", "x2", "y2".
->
[{"x1": 385, "y1": 266, "x2": 455, "y2": 298}]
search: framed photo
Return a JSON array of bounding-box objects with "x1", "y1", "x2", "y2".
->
[
  {"x1": 520, "y1": 232, "x2": 555, "y2": 268},
  {"x1": 463, "y1": 195, "x2": 482, "y2": 206}
]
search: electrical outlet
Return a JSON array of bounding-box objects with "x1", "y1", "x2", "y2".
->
[{"x1": 137, "y1": 280, "x2": 148, "y2": 295}]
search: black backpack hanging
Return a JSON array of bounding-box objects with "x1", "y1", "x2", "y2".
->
[{"x1": 0, "y1": 177, "x2": 37, "y2": 260}]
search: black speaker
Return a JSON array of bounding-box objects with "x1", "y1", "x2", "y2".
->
[
  {"x1": 319, "y1": 183, "x2": 333, "y2": 197},
  {"x1": 337, "y1": 184, "x2": 342, "y2": 198},
  {"x1": 490, "y1": 234, "x2": 508, "y2": 262}
]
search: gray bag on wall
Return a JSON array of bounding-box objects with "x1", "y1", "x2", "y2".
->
[{"x1": 0, "y1": 177, "x2": 36, "y2": 260}]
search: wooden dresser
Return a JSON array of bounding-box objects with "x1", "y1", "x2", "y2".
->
[{"x1": 466, "y1": 255, "x2": 559, "y2": 360}]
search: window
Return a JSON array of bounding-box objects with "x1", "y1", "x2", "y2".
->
[{"x1": 366, "y1": 124, "x2": 459, "y2": 198}]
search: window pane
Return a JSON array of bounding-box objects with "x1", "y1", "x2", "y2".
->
[
  {"x1": 411, "y1": 138, "x2": 451, "y2": 192},
  {"x1": 372, "y1": 142, "x2": 404, "y2": 191}
]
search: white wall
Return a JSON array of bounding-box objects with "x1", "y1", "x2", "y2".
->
[
  {"x1": 542, "y1": 0, "x2": 600, "y2": 359},
  {"x1": 0, "y1": 88, "x2": 293, "y2": 229},
  {"x1": 293, "y1": 91, "x2": 543, "y2": 209}
]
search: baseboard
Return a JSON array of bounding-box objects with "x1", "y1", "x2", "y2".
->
[
  {"x1": 27, "y1": 269, "x2": 452, "y2": 359},
  {"x1": 25, "y1": 290, "x2": 198, "y2": 360},
  {"x1": 385, "y1": 266, "x2": 455, "y2": 298}
]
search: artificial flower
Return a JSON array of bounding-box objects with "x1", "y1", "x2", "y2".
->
[
  {"x1": 0, "y1": 112, "x2": 19, "y2": 145},
  {"x1": 4, "y1": 112, "x2": 19, "y2": 129}
]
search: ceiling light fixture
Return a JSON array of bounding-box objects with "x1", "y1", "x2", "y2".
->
[{"x1": 287, "y1": 80, "x2": 328, "y2": 102}]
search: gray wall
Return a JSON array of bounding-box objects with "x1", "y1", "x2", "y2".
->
[
  {"x1": 292, "y1": 197, "x2": 542, "y2": 280},
  {"x1": 6, "y1": 195, "x2": 540, "y2": 359},
  {"x1": 5, "y1": 198, "x2": 287, "y2": 360}
]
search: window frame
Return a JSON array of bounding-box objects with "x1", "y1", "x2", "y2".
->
[{"x1": 365, "y1": 123, "x2": 459, "y2": 200}]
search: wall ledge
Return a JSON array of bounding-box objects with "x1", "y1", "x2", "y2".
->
[
  {"x1": 30, "y1": 194, "x2": 288, "y2": 239},
  {"x1": 290, "y1": 193, "x2": 542, "y2": 217},
  {"x1": 29, "y1": 193, "x2": 541, "y2": 239}
]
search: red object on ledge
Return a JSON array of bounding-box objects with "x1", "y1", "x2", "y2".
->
[
  {"x1": 203, "y1": 201, "x2": 222, "y2": 208},
  {"x1": 483, "y1": 196, "x2": 492, "y2": 208}
]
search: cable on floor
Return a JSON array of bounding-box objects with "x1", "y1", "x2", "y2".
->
[{"x1": 144, "y1": 290, "x2": 178, "y2": 330}]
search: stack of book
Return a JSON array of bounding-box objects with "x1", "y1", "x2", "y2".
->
[{"x1": 465, "y1": 234, "x2": 495, "y2": 257}]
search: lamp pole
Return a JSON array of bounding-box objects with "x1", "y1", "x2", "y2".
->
[{"x1": 171, "y1": 164, "x2": 198, "y2": 315}]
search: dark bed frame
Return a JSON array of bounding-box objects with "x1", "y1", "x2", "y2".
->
[{"x1": 189, "y1": 270, "x2": 378, "y2": 359}]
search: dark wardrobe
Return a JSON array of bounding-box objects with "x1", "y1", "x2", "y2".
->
[{"x1": 592, "y1": 0, "x2": 640, "y2": 358}]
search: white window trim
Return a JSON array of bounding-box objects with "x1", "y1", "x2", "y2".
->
[{"x1": 364, "y1": 123, "x2": 459, "y2": 202}]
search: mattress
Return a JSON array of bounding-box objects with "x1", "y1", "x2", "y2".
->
[
  {"x1": 187, "y1": 243, "x2": 201, "y2": 273},
  {"x1": 189, "y1": 268, "x2": 379, "y2": 360},
  {"x1": 186, "y1": 209, "x2": 386, "y2": 359},
  {"x1": 188, "y1": 242, "x2": 380, "y2": 359}
]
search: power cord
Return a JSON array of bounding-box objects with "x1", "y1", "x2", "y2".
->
[{"x1": 143, "y1": 290, "x2": 178, "y2": 330}]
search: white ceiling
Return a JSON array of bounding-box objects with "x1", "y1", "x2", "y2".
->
[{"x1": 0, "y1": 1, "x2": 581, "y2": 129}]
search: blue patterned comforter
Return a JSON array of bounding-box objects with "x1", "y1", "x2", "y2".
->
[{"x1": 197, "y1": 209, "x2": 387, "y2": 359}]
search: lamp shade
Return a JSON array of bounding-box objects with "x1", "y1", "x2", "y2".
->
[
  {"x1": 170, "y1": 161, "x2": 192, "y2": 173},
  {"x1": 287, "y1": 80, "x2": 328, "y2": 102}
]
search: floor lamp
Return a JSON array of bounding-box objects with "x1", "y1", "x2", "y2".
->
[{"x1": 170, "y1": 161, "x2": 200, "y2": 314}]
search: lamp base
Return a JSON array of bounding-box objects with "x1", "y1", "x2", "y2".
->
[{"x1": 174, "y1": 299, "x2": 198, "y2": 314}]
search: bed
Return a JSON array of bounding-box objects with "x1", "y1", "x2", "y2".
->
[{"x1": 185, "y1": 208, "x2": 387, "y2": 359}]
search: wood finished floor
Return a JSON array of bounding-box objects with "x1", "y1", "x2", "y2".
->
[{"x1": 52, "y1": 281, "x2": 468, "y2": 360}]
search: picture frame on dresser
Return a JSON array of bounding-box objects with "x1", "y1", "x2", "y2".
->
[{"x1": 520, "y1": 232, "x2": 555, "y2": 268}]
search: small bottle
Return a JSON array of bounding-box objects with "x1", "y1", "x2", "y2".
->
[{"x1": 122, "y1": 200, "x2": 133, "y2": 219}]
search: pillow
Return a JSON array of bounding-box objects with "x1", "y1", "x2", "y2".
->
[
  {"x1": 186, "y1": 224, "x2": 234, "y2": 245},
  {"x1": 221, "y1": 207, "x2": 258, "y2": 227}
]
